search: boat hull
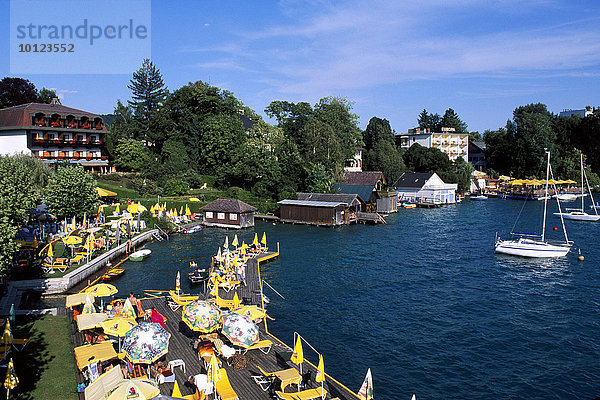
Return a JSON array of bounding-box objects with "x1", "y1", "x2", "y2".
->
[
  {"x1": 129, "y1": 249, "x2": 151, "y2": 262},
  {"x1": 553, "y1": 212, "x2": 600, "y2": 221},
  {"x1": 495, "y1": 239, "x2": 570, "y2": 258},
  {"x1": 100, "y1": 268, "x2": 125, "y2": 281}
]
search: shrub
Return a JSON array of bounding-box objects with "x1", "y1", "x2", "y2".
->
[{"x1": 164, "y1": 179, "x2": 190, "y2": 196}]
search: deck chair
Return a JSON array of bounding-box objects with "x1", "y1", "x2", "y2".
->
[
  {"x1": 251, "y1": 367, "x2": 276, "y2": 391},
  {"x1": 215, "y1": 368, "x2": 239, "y2": 400},
  {"x1": 168, "y1": 291, "x2": 198, "y2": 311},
  {"x1": 86, "y1": 361, "x2": 99, "y2": 383},
  {"x1": 238, "y1": 339, "x2": 272, "y2": 355},
  {"x1": 216, "y1": 276, "x2": 241, "y2": 293},
  {"x1": 275, "y1": 386, "x2": 327, "y2": 400},
  {"x1": 70, "y1": 254, "x2": 85, "y2": 265},
  {"x1": 212, "y1": 296, "x2": 236, "y2": 310}
]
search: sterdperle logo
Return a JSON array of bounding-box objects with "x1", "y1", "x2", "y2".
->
[
  {"x1": 15, "y1": 19, "x2": 148, "y2": 46},
  {"x1": 10, "y1": 0, "x2": 151, "y2": 74}
]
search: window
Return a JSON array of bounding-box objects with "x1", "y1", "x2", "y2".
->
[
  {"x1": 217, "y1": 213, "x2": 225, "y2": 220},
  {"x1": 229, "y1": 213, "x2": 237, "y2": 220},
  {"x1": 205, "y1": 211, "x2": 213, "y2": 219}
]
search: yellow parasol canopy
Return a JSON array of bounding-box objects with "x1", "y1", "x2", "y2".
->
[
  {"x1": 232, "y1": 293, "x2": 241, "y2": 309},
  {"x1": 232, "y1": 305, "x2": 266, "y2": 320},
  {"x1": 99, "y1": 318, "x2": 137, "y2": 338},
  {"x1": 232, "y1": 235, "x2": 239, "y2": 247},
  {"x1": 96, "y1": 187, "x2": 117, "y2": 197},
  {"x1": 47, "y1": 244, "x2": 53, "y2": 258},
  {"x1": 291, "y1": 336, "x2": 303, "y2": 365},
  {"x1": 115, "y1": 204, "x2": 120, "y2": 213},
  {"x1": 252, "y1": 233, "x2": 259, "y2": 246},
  {"x1": 261, "y1": 232, "x2": 267, "y2": 245},
  {"x1": 62, "y1": 236, "x2": 82, "y2": 245},
  {"x1": 105, "y1": 379, "x2": 160, "y2": 400},
  {"x1": 4, "y1": 358, "x2": 18, "y2": 390},
  {"x1": 207, "y1": 353, "x2": 221, "y2": 385},
  {"x1": 85, "y1": 283, "x2": 118, "y2": 297},
  {"x1": 315, "y1": 354, "x2": 325, "y2": 383},
  {"x1": 185, "y1": 205, "x2": 192, "y2": 216}
]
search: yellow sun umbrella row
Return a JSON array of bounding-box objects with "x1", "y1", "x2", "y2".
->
[{"x1": 506, "y1": 178, "x2": 577, "y2": 186}]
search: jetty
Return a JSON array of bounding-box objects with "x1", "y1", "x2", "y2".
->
[{"x1": 68, "y1": 248, "x2": 362, "y2": 400}]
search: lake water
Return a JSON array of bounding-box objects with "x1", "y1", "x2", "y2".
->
[{"x1": 114, "y1": 198, "x2": 600, "y2": 400}]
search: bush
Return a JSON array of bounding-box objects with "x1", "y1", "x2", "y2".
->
[
  {"x1": 180, "y1": 170, "x2": 204, "y2": 189},
  {"x1": 103, "y1": 173, "x2": 122, "y2": 181},
  {"x1": 130, "y1": 177, "x2": 162, "y2": 197},
  {"x1": 164, "y1": 179, "x2": 190, "y2": 196}
]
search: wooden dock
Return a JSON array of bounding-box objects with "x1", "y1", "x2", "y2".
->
[{"x1": 69, "y1": 249, "x2": 360, "y2": 399}]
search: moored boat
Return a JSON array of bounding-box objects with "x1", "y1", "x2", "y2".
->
[
  {"x1": 470, "y1": 195, "x2": 488, "y2": 200},
  {"x1": 495, "y1": 151, "x2": 572, "y2": 258},
  {"x1": 553, "y1": 153, "x2": 600, "y2": 222},
  {"x1": 129, "y1": 249, "x2": 151, "y2": 262},
  {"x1": 100, "y1": 267, "x2": 125, "y2": 281}
]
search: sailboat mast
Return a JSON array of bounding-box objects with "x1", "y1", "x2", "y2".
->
[
  {"x1": 581, "y1": 152, "x2": 584, "y2": 212},
  {"x1": 542, "y1": 150, "x2": 550, "y2": 242}
]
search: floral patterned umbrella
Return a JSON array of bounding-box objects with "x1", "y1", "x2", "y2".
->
[
  {"x1": 181, "y1": 300, "x2": 221, "y2": 333},
  {"x1": 122, "y1": 322, "x2": 171, "y2": 364},
  {"x1": 221, "y1": 313, "x2": 259, "y2": 348}
]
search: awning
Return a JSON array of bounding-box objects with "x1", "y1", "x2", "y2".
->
[
  {"x1": 84, "y1": 362, "x2": 124, "y2": 400},
  {"x1": 96, "y1": 187, "x2": 118, "y2": 197},
  {"x1": 74, "y1": 341, "x2": 118, "y2": 370},
  {"x1": 77, "y1": 313, "x2": 108, "y2": 331},
  {"x1": 66, "y1": 293, "x2": 95, "y2": 308}
]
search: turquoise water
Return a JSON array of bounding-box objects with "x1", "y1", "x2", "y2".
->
[{"x1": 115, "y1": 199, "x2": 600, "y2": 400}]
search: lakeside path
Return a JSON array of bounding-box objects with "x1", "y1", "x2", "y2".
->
[{"x1": 69, "y1": 252, "x2": 360, "y2": 399}]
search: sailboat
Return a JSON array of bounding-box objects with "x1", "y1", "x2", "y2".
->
[
  {"x1": 553, "y1": 153, "x2": 600, "y2": 222},
  {"x1": 495, "y1": 151, "x2": 572, "y2": 258}
]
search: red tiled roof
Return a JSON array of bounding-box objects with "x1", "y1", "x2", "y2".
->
[
  {"x1": 0, "y1": 103, "x2": 100, "y2": 127},
  {"x1": 200, "y1": 198, "x2": 257, "y2": 213}
]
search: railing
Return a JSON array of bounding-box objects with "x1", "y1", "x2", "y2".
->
[{"x1": 153, "y1": 224, "x2": 169, "y2": 241}]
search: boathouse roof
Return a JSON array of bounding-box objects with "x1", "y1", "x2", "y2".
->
[
  {"x1": 393, "y1": 172, "x2": 434, "y2": 188},
  {"x1": 0, "y1": 102, "x2": 100, "y2": 127},
  {"x1": 278, "y1": 199, "x2": 346, "y2": 208},
  {"x1": 339, "y1": 171, "x2": 385, "y2": 186},
  {"x1": 297, "y1": 192, "x2": 365, "y2": 205},
  {"x1": 200, "y1": 198, "x2": 257, "y2": 213}
]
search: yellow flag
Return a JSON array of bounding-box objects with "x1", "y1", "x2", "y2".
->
[
  {"x1": 291, "y1": 336, "x2": 303, "y2": 365},
  {"x1": 315, "y1": 354, "x2": 325, "y2": 383},
  {"x1": 47, "y1": 244, "x2": 53, "y2": 258}
]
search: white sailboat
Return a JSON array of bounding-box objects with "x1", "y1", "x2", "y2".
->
[
  {"x1": 553, "y1": 153, "x2": 600, "y2": 222},
  {"x1": 495, "y1": 151, "x2": 572, "y2": 258}
]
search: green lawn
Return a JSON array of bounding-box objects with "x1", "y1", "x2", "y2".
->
[{"x1": 10, "y1": 314, "x2": 78, "y2": 400}]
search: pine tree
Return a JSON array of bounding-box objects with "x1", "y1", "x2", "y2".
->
[{"x1": 127, "y1": 59, "x2": 168, "y2": 148}]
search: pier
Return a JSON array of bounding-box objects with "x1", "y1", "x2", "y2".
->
[{"x1": 69, "y1": 247, "x2": 361, "y2": 400}]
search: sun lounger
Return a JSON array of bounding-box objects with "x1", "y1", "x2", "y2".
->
[
  {"x1": 275, "y1": 386, "x2": 327, "y2": 400},
  {"x1": 215, "y1": 368, "x2": 239, "y2": 400},
  {"x1": 70, "y1": 254, "x2": 85, "y2": 265},
  {"x1": 239, "y1": 339, "x2": 272, "y2": 355},
  {"x1": 168, "y1": 291, "x2": 199, "y2": 311}
]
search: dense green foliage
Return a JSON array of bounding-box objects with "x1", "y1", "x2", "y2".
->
[
  {"x1": 44, "y1": 164, "x2": 98, "y2": 219},
  {"x1": 484, "y1": 103, "x2": 600, "y2": 184},
  {"x1": 0, "y1": 77, "x2": 58, "y2": 108},
  {"x1": 417, "y1": 108, "x2": 468, "y2": 133},
  {"x1": 0, "y1": 155, "x2": 40, "y2": 273}
]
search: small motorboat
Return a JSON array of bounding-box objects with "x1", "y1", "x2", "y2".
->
[
  {"x1": 100, "y1": 267, "x2": 125, "y2": 281},
  {"x1": 129, "y1": 249, "x2": 151, "y2": 262},
  {"x1": 470, "y1": 195, "x2": 488, "y2": 200},
  {"x1": 554, "y1": 193, "x2": 578, "y2": 201},
  {"x1": 184, "y1": 225, "x2": 202, "y2": 234},
  {"x1": 188, "y1": 260, "x2": 210, "y2": 284},
  {"x1": 402, "y1": 203, "x2": 416, "y2": 209}
]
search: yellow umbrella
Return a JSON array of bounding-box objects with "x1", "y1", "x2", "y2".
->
[
  {"x1": 232, "y1": 293, "x2": 241, "y2": 309},
  {"x1": 150, "y1": 204, "x2": 155, "y2": 213},
  {"x1": 71, "y1": 216, "x2": 76, "y2": 230},
  {"x1": 47, "y1": 244, "x2": 53, "y2": 259},
  {"x1": 179, "y1": 206, "x2": 184, "y2": 216},
  {"x1": 185, "y1": 205, "x2": 191, "y2": 216},
  {"x1": 33, "y1": 236, "x2": 38, "y2": 249},
  {"x1": 81, "y1": 295, "x2": 97, "y2": 315},
  {"x1": 315, "y1": 354, "x2": 325, "y2": 383},
  {"x1": 4, "y1": 358, "x2": 19, "y2": 395},
  {"x1": 137, "y1": 202, "x2": 147, "y2": 212},
  {"x1": 82, "y1": 213, "x2": 87, "y2": 227},
  {"x1": 62, "y1": 236, "x2": 82, "y2": 245},
  {"x1": 291, "y1": 336, "x2": 303, "y2": 365},
  {"x1": 85, "y1": 283, "x2": 118, "y2": 297},
  {"x1": 207, "y1": 353, "x2": 221, "y2": 386},
  {"x1": 261, "y1": 232, "x2": 267, "y2": 245},
  {"x1": 99, "y1": 318, "x2": 137, "y2": 338},
  {"x1": 105, "y1": 379, "x2": 160, "y2": 400},
  {"x1": 232, "y1": 235, "x2": 239, "y2": 247},
  {"x1": 252, "y1": 233, "x2": 259, "y2": 246},
  {"x1": 189, "y1": 197, "x2": 200, "y2": 202},
  {"x1": 120, "y1": 298, "x2": 137, "y2": 319},
  {"x1": 84, "y1": 234, "x2": 94, "y2": 251},
  {"x1": 174, "y1": 208, "x2": 178, "y2": 217},
  {"x1": 172, "y1": 381, "x2": 182, "y2": 397}
]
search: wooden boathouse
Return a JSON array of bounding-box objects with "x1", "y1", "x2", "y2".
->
[
  {"x1": 200, "y1": 198, "x2": 257, "y2": 229},
  {"x1": 333, "y1": 171, "x2": 397, "y2": 214}
]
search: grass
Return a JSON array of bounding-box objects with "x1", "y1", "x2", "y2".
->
[{"x1": 11, "y1": 314, "x2": 78, "y2": 400}]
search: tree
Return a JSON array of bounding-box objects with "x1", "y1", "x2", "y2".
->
[
  {"x1": 195, "y1": 114, "x2": 245, "y2": 175},
  {"x1": 305, "y1": 163, "x2": 332, "y2": 193},
  {"x1": 364, "y1": 140, "x2": 405, "y2": 184},
  {"x1": 265, "y1": 100, "x2": 314, "y2": 143},
  {"x1": 403, "y1": 143, "x2": 451, "y2": 173},
  {"x1": 127, "y1": 59, "x2": 169, "y2": 150},
  {"x1": 0, "y1": 77, "x2": 40, "y2": 108},
  {"x1": 300, "y1": 117, "x2": 343, "y2": 173},
  {"x1": 0, "y1": 155, "x2": 40, "y2": 273},
  {"x1": 113, "y1": 138, "x2": 152, "y2": 172},
  {"x1": 44, "y1": 164, "x2": 98, "y2": 219},
  {"x1": 441, "y1": 108, "x2": 468, "y2": 133},
  {"x1": 313, "y1": 97, "x2": 363, "y2": 160},
  {"x1": 38, "y1": 88, "x2": 58, "y2": 104},
  {"x1": 363, "y1": 117, "x2": 394, "y2": 150},
  {"x1": 417, "y1": 109, "x2": 441, "y2": 131}
]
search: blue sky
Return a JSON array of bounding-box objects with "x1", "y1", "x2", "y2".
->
[{"x1": 2, "y1": 0, "x2": 600, "y2": 134}]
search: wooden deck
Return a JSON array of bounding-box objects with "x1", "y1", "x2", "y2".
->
[{"x1": 70, "y1": 250, "x2": 359, "y2": 399}]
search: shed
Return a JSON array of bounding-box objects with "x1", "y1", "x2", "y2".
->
[
  {"x1": 333, "y1": 171, "x2": 397, "y2": 214},
  {"x1": 278, "y1": 199, "x2": 349, "y2": 226},
  {"x1": 394, "y1": 172, "x2": 457, "y2": 204},
  {"x1": 200, "y1": 198, "x2": 257, "y2": 229}
]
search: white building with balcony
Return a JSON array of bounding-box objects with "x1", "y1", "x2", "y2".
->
[{"x1": 396, "y1": 127, "x2": 469, "y2": 162}]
